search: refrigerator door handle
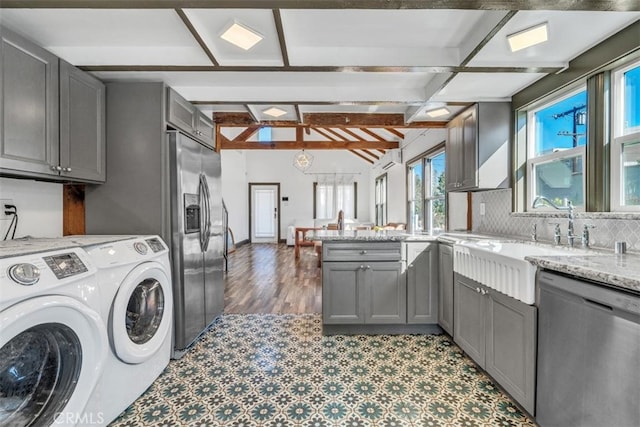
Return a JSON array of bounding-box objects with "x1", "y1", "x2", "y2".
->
[
  {"x1": 200, "y1": 173, "x2": 212, "y2": 252},
  {"x1": 198, "y1": 174, "x2": 207, "y2": 252}
]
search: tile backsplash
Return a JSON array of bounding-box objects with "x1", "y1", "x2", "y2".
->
[{"x1": 472, "y1": 188, "x2": 640, "y2": 253}]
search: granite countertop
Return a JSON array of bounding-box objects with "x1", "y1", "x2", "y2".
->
[
  {"x1": 525, "y1": 254, "x2": 640, "y2": 294},
  {"x1": 306, "y1": 230, "x2": 496, "y2": 243}
]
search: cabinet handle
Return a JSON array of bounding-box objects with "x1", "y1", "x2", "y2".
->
[
  {"x1": 51, "y1": 165, "x2": 62, "y2": 171},
  {"x1": 359, "y1": 265, "x2": 365, "y2": 270},
  {"x1": 408, "y1": 264, "x2": 413, "y2": 269},
  {"x1": 63, "y1": 167, "x2": 72, "y2": 173},
  {"x1": 360, "y1": 250, "x2": 367, "y2": 254},
  {"x1": 366, "y1": 265, "x2": 371, "y2": 270},
  {"x1": 476, "y1": 287, "x2": 481, "y2": 293}
]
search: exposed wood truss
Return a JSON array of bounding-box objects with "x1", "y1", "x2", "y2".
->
[{"x1": 215, "y1": 111, "x2": 449, "y2": 162}]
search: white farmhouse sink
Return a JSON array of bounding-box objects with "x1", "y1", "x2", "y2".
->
[{"x1": 453, "y1": 240, "x2": 588, "y2": 304}]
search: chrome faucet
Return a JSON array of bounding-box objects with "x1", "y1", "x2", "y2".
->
[
  {"x1": 531, "y1": 224, "x2": 537, "y2": 242},
  {"x1": 533, "y1": 196, "x2": 575, "y2": 246},
  {"x1": 549, "y1": 223, "x2": 562, "y2": 245},
  {"x1": 582, "y1": 224, "x2": 595, "y2": 248}
]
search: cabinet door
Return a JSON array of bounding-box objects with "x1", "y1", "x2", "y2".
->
[
  {"x1": 485, "y1": 289, "x2": 537, "y2": 415},
  {"x1": 438, "y1": 244, "x2": 454, "y2": 334},
  {"x1": 322, "y1": 262, "x2": 364, "y2": 324},
  {"x1": 407, "y1": 243, "x2": 438, "y2": 324},
  {"x1": 0, "y1": 27, "x2": 59, "y2": 176},
  {"x1": 453, "y1": 274, "x2": 485, "y2": 364},
  {"x1": 195, "y1": 111, "x2": 216, "y2": 149},
  {"x1": 167, "y1": 87, "x2": 196, "y2": 135},
  {"x1": 460, "y1": 106, "x2": 478, "y2": 189},
  {"x1": 59, "y1": 61, "x2": 105, "y2": 182},
  {"x1": 365, "y1": 261, "x2": 405, "y2": 324}
]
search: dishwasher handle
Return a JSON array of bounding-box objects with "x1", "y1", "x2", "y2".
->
[{"x1": 538, "y1": 271, "x2": 640, "y2": 318}]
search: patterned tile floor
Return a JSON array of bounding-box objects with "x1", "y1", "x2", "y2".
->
[{"x1": 110, "y1": 314, "x2": 536, "y2": 426}]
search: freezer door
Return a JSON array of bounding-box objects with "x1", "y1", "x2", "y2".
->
[
  {"x1": 202, "y1": 149, "x2": 224, "y2": 324},
  {"x1": 169, "y1": 131, "x2": 206, "y2": 351}
]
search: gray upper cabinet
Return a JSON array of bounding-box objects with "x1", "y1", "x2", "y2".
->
[
  {"x1": 167, "y1": 87, "x2": 216, "y2": 149},
  {"x1": 446, "y1": 102, "x2": 511, "y2": 191},
  {"x1": 59, "y1": 60, "x2": 105, "y2": 182},
  {"x1": 0, "y1": 27, "x2": 59, "y2": 177},
  {"x1": 438, "y1": 243, "x2": 454, "y2": 335},
  {"x1": 453, "y1": 272, "x2": 537, "y2": 415},
  {"x1": 406, "y1": 242, "x2": 438, "y2": 324},
  {"x1": 0, "y1": 27, "x2": 105, "y2": 183}
]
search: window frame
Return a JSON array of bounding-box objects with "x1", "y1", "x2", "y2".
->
[
  {"x1": 405, "y1": 143, "x2": 446, "y2": 233},
  {"x1": 313, "y1": 181, "x2": 358, "y2": 220},
  {"x1": 525, "y1": 86, "x2": 588, "y2": 212},
  {"x1": 374, "y1": 173, "x2": 387, "y2": 226},
  {"x1": 611, "y1": 59, "x2": 640, "y2": 211}
]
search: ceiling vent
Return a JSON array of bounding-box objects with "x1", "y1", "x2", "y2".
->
[{"x1": 381, "y1": 149, "x2": 402, "y2": 170}]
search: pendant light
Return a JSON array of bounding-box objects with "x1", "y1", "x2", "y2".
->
[{"x1": 294, "y1": 150, "x2": 313, "y2": 171}]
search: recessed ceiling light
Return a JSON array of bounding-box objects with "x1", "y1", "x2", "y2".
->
[
  {"x1": 425, "y1": 107, "x2": 450, "y2": 118},
  {"x1": 507, "y1": 22, "x2": 548, "y2": 52},
  {"x1": 220, "y1": 22, "x2": 263, "y2": 50},
  {"x1": 263, "y1": 107, "x2": 287, "y2": 118}
]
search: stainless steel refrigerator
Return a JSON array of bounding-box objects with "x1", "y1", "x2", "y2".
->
[{"x1": 85, "y1": 82, "x2": 224, "y2": 358}]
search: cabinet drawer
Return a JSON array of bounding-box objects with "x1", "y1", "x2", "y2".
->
[{"x1": 323, "y1": 242, "x2": 401, "y2": 261}]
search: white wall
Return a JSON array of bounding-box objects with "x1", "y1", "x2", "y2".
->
[
  {"x1": 220, "y1": 150, "x2": 249, "y2": 243},
  {"x1": 221, "y1": 150, "x2": 371, "y2": 240},
  {"x1": 0, "y1": 177, "x2": 63, "y2": 238},
  {"x1": 369, "y1": 128, "x2": 447, "y2": 225}
]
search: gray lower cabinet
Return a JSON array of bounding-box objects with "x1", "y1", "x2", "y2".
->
[
  {"x1": 0, "y1": 26, "x2": 59, "y2": 177},
  {"x1": 406, "y1": 242, "x2": 438, "y2": 324},
  {"x1": 454, "y1": 273, "x2": 537, "y2": 415},
  {"x1": 438, "y1": 243, "x2": 454, "y2": 334},
  {"x1": 322, "y1": 260, "x2": 404, "y2": 324},
  {"x1": 59, "y1": 60, "x2": 105, "y2": 182}
]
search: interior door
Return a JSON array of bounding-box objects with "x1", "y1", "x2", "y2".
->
[{"x1": 250, "y1": 184, "x2": 279, "y2": 244}]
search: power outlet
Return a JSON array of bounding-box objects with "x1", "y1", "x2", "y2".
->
[
  {"x1": 480, "y1": 202, "x2": 486, "y2": 216},
  {"x1": 1, "y1": 199, "x2": 15, "y2": 220}
]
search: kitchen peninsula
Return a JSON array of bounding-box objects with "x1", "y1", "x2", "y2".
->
[{"x1": 309, "y1": 229, "x2": 443, "y2": 335}]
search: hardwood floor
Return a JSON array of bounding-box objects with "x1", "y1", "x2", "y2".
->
[{"x1": 224, "y1": 243, "x2": 322, "y2": 314}]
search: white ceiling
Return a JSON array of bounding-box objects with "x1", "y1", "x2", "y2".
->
[{"x1": 1, "y1": 6, "x2": 638, "y2": 122}]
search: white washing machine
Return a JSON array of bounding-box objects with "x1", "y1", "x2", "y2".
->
[
  {"x1": 0, "y1": 243, "x2": 108, "y2": 426},
  {"x1": 78, "y1": 236, "x2": 173, "y2": 425}
]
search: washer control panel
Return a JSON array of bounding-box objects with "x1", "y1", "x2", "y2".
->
[
  {"x1": 42, "y1": 252, "x2": 88, "y2": 280},
  {"x1": 133, "y1": 241, "x2": 148, "y2": 255},
  {"x1": 145, "y1": 237, "x2": 165, "y2": 253}
]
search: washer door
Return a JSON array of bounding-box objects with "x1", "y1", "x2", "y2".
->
[
  {"x1": 112, "y1": 262, "x2": 172, "y2": 364},
  {"x1": 0, "y1": 297, "x2": 107, "y2": 427}
]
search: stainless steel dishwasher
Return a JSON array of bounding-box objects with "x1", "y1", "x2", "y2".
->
[{"x1": 536, "y1": 270, "x2": 640, "y2": 427}]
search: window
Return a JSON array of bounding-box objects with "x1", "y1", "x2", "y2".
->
[
  {"x1": 527, "y1": 88, "x2": 587, "y2": 210},
  {"x1": 374, "y1": 174, "x2": 387, "y2": 226},
  {"x1": 407, "y1": 147, "x2": 446, "y2": 233},
  {"x1": 258, "y1": 127, "x2": 272, "y2": 141},
  {"x1": 313, "y1": 181, "x2": 357, "y2": 220},
  {"x1": 612, "y1": 60, "x2": 640, "y2": 210}
]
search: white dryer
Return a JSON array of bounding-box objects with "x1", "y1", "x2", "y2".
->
[
  {"x1": 0, "y1": 244, "x2": 107, "y2": 427},
  {"x1": 79, "y1": 236, "x2": 173, "y2": 425}
]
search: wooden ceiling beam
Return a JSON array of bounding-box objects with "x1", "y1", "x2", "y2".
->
[
  {"x1": 360, "y1": 128, "x2": 385, "y2": 141},
  {"x1": 221, "y1": 140, "x2": 399, "y2": 150},
  {"x1": 349, "y1": 150, "x2": 375, "y2": 164},
  {"x1": 232, "y1": 125, "x2": 262, "y2": 142},
  {"x1": 304, "y1": 113, "x2": 402, "y2": 127},
  {"x1": 360, "y1": 149, "x2": 381, "y2": 160},
  {"x1": 384, "y1": 127, "x2": 406, "y2": 139},
  {"x1": 212, "y1": 112, "x2": 446, "y2": 129},
  {"x1": 320, "y1": 127, "x2": 350, "y2": 141},
  {"x1": 313, "y1": 128, "x2": 340, "y2": 142}
]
